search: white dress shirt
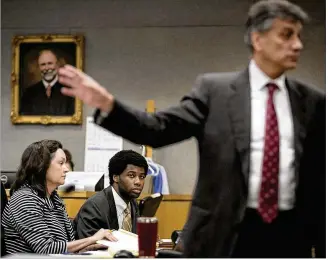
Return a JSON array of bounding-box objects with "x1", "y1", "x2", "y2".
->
[
  {"x1": 42, "y1": 75, "x2": 58, "y2": 88},
  {"x1": 112, "y1": 186, "x2": 131, "y2": 229},
  {"x1": 247, "y1": 60, "x2": 296, "y2": 210}
]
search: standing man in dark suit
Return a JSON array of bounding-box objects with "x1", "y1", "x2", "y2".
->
[
  {"x1": 58, "y1": 0, "x2": 325, "y2": 257},
  {"x1": 20, "y1": 49, "x2": 75, "y2": 116},
  {"x1": 74, "y1": 150, "x2": 148, "y2": 239}
]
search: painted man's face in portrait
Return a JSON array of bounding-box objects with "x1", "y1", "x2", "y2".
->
[{"x1": 38, "y1": 50, "x2": 59, "y2": 83}]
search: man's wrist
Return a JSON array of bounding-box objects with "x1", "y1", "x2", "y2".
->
[{"x1": 99, "y1": 93, "x2": 114, "y2": 114}]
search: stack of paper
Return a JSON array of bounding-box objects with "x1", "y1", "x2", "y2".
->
[
  {"x1": 158, "y1": 238, "x2": 173, "y2": 249},
  {"x1": 96, "y1": 229, "x2": 138, "y2": 257}
]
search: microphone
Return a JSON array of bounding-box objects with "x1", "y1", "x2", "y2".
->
[
  {"x1": 113, "y1": 250, "x2": 135, "y2": 258},
  {"x1": 171, "y1": 230, "x2": 182, "y2": 245}
]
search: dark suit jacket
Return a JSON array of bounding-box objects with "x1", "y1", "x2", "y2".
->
[
  {"x1": 297, "y1": 95, "x2": 326, "y2": 258},
  {"x1": 74, "y1": 187, "x2": 139, "y2": 239},
  {"x1": 94, "y1": 68, "x2": 325, "y2": 257},
  {"x1": 20, "y1": 81, "x2": 75, "y2": 116}
]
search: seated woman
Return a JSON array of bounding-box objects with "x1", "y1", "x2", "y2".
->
[{"x1": 2, "y1": 140, "x2": 117, "y2": 255}]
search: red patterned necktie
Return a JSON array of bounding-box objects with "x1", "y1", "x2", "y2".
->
[
  {"x1": 46, "y1": 84, "x2": 52, "y2": 97},
  {"x1": 258, "y1": 83, "x2": 279, "y2": 223}
]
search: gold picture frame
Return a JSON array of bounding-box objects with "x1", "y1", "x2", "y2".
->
[{"x1": 11, "y1": 34, "x2": 84, "y2": 125}]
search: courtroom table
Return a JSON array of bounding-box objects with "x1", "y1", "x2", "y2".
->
[{"x1": 6, "y1": 190, "x2": 191, "y2": 239}]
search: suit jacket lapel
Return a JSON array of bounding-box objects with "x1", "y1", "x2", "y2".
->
[
  {"x1": 228, "y1": 69, "x2": 251, "y2": 187},
  {"x1": 131, "y1": 200, "x2": 139, "y2": 233},
  {"x1": 105, "y1": 187, "x2": 120, "y2": 230},
  {"x1": 285, "y1": 78, "x2": 307, "y2": 185}
]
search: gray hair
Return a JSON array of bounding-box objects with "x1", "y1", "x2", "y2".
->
[{"x1": 244, "y1": 0, "x2": 309, "y2": 51}]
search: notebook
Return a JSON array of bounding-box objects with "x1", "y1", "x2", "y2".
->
[{"x1": 97, "y1": 229, "x2": 138, "y2": 257}]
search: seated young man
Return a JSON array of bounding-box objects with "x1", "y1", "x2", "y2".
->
[{"x1": 74, "y1": 150, "x2": 148, "y2": 239}]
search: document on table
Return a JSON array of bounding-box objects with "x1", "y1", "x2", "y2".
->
[
  {"x1": 97, "y1": 229, "x2": 138, "y2": 256},
  {"x1": 49, "y1": 251, "x2": 110, "y2": 258}
]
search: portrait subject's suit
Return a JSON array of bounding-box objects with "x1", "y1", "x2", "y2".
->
[
  {"x1": 73, "y1": 186, "x2": 139, "y2": 239},
  {"x1": 20, "y1": 81, "x2": 75, "y2": 116},
  {"x1": 94, "y1": 67, "x2": 325, "y2": 257}
]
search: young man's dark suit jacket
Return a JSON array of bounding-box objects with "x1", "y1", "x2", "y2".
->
[
  {"x1": 94, "y1": 68, "x2": 325, "y2": 257},
  {"x1": 74, "y1": 186, "x2": 139, "y2": 239},
  {"x1": 20, "y1": 80, "x2": 75, "y2": 116}
]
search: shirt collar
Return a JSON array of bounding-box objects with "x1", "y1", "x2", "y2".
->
[
  {"x1": 249, "y1": 59, "x2": 286, "y2": 92},
  {"x1": 111, "y1": 186, "x2": 129, "y2": 215},
  {"x1": 42, "y1": 75, "x2": 58, "y2": 88}
]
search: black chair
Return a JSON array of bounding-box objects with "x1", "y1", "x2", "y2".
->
[{"x1": 139, "y1": 193, "x2": 163, "y2": 217}]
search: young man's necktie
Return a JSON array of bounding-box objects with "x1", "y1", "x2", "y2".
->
[{"x1": 122, "y1": 207, "x2": 132, "y2": 232}]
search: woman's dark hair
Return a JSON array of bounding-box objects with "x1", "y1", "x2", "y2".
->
[
  {"x1": 63, "y1": 149, "x2": 74, "y2": 171},
  {"x1": 10, "y1": 140, "x2": 63, "y2": 197},
  {"x1": 108, "y1": 150, "x2": 148, "y2": 185}
]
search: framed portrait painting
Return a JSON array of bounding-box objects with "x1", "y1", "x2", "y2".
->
[{"x1": 10, "y1": 34, "x2": 84, "y2": 125}]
